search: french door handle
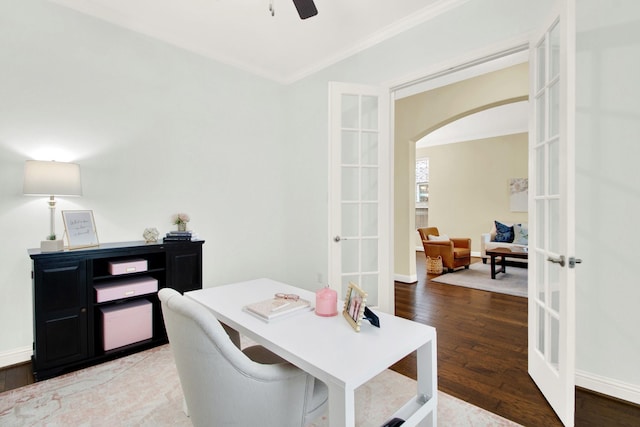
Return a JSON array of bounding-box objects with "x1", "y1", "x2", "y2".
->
[{"x1": 547, "y1": 255, "x2": 566, "y2": 267}]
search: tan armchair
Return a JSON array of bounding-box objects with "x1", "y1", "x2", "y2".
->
[{"x1": 418, "y1": 227, "x2": 471, "y2": 273}]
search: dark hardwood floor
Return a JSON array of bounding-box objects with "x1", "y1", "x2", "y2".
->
[
  {"x1": 2, "y1": 257, "x2": 639, "y2": 426},
  {"x1": 0, "y1": 360, "x2": 34, "y2": 394},
  {"x1": 390, "y1": 254, "x2": 640, "y2": 426}
]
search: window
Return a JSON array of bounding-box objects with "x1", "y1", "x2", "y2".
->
[{"x1": 416, "y1": 158, "x2": 429, "y2": 228}]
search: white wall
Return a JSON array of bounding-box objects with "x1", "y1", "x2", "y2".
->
[
  {"x1": 575, "y1": 0, "x2": 640, "y2": 402},
  {"x1": 0, "y1": 0, "x2": 288, "y2": 360}
]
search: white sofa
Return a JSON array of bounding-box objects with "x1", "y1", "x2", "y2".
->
[{"x1": 481, "y1": 221, "x2": 528, "y2": 264}]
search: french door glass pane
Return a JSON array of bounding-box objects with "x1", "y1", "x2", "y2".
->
[
  {"x1": 361, "y1": 239, "x2": 378, "y2": 272},
  {"x1": 536, "y1": 258, "x2": 546, "y2": 301},
  {"x1": 537, "y1": 93, "x2": 546, "y2": 143},
  {"x1": 536, "y1": 199, "x2": 546, "y2": 248},
  {"x1": 536, "y1": 146, "x2": 545, "y2": 196},
  {"x1": 341, "y1": 239, "x2": 358, "y2": 274},
  {"x1": 361, "y1": 203, "x2": 378, "y2": 237},
  {"x1": 537, "y1": 304, "x2": 546, "y2": 354},
  {"x1": 341, "y1": 95, "x2": 359, "y2": 128},
  {"x1": 342, "y1": 131, "x2": 359, "y2": 164},
  {"x1": 361, "y1": 96, "x2": 378, "y2": 129},
  {"x1": 549, "y1": 199, "x2": 560, "y2": 253},
  {"x1": 342, "y1": 203, "x2": 358, "y2": 237},
  {"x1": 361, "y1": 274, "x2": 378, "y2": 303},
  {"x1": 550, "y1": 82, "x2": 560, "y2": 138},
  {"x1": 361, "y1": 167, "x2": 378, "y2": 201},
  {"x1": 549, "y1": 139, "x2": 560, "y2": 195},
  {"x1": 551, "y1": 315, "x2": 560, "y2": 369},
  {"x1": 361, "y1": 131, "x2": 378, "y2": 165},
  {"x1": 550, "y1": 262, "x2": 561, "y2": 312},
  {"x1": 342, "y1": 167, "x2": 358, "y2": 200},
  {"x1": 537, "y1": 41, "x2": 546, "y2": 90},
  {"x1": 550, "y1": 21, "x2": 560, "y2": 80}
]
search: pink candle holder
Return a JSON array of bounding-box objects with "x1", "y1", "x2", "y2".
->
[{"x1": 315, "y1": 287, "x2": 338, "y2": 317}]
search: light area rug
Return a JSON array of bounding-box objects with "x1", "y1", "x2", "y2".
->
[
  {"x1": 431, "y1": 263, "x2": 528, "y2": 298},
  {"x1": 0, "y1": 344, "x2": 521, "y2": 427}
]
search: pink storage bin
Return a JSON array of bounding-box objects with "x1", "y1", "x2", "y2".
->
[
  {"x1": 108, "y1": 258, "x2": 148, "y2": 275},
  {"x1": 94, "y1": 276, "x2": 158, "y2": 303},
  {"x1": 100, "y1": 299, "x2": 152, "y2": 351}
]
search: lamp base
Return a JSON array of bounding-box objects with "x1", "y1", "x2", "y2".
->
[{"x1": 41, "y1": 240, "x2": 64, "y2": 252}]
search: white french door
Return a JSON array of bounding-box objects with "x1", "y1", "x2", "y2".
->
[
  {"x1": 328, "y1": 82, "x2": 391, "y2": 312},
  {"x1": 528, "y1": 1, "x2": 578, "y2": 425}
]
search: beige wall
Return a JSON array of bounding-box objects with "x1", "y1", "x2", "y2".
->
[
  {"x1": 416, "y1": 133, "x2": 528, "y2": 254},
  {"x1": 394, "y1": 62, "x2": 529, "y2": 281}
]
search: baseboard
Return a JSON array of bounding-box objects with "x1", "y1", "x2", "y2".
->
[
  {"x1": 576, "y1": 369, "x2": 640, "y2": 406},
  {"x1": 0, "y1": 346, "x2": 32, "y2": 368},
  {"x1": 394, "y1": 273, "x2": 417, "y2": 283}
]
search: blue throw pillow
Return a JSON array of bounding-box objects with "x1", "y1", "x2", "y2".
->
[{"x1": 494, "y1": 221, "x2": 515, "y2": 243}]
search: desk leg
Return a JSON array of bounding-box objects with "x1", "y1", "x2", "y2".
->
[
  {"x1": 327, "y1": 382, "x2": 355, "y2": 427},
  {"x1": 416, "y1": 338, "x2": 438, "y2": 427}
]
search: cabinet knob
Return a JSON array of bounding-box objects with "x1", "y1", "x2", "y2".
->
[{"x1": 80, "y1": 307, "x2": 87, "y2": 313}]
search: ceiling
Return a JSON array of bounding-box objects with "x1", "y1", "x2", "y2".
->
[
  {"x1": 48, "y1": 0, "x2": 526, "y2": 141},
  {"x1": 417, "y1": 101, "x2": 529, "y2": 148},
  {"x1": 49, "y1": 0, "x2": 461, "y2": 84}
]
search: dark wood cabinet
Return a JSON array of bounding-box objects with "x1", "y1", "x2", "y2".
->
[
  {"x1": 29, "y1": 240, "x2": 204, "y2": 380},
  {"x1": 32, "y1": 257, "x2": 88, "y2": 371},
  {"x1": 166, "y1": 245, "x2": 202, "y2": 293}
]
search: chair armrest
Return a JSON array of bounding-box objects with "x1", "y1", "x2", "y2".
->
[{"x1": 451, "y1": 238, "x2": 471, "y2": 249}]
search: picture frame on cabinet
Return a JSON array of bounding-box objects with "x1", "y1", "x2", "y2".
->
[
  {"x1": 342, "y1": 282, "x2": 367, "y2": 332},
  {"x1": 62, "y1": 210, "x2": 99, "y2": 249}
]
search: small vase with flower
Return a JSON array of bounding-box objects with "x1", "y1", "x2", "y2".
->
[{"x1": 172, "y1": 213, "x2": 190, "y2": 232}]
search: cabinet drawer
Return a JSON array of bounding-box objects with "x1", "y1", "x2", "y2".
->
[{"x1": 94, "y1": 276, "x2": 158, "y2": 303}]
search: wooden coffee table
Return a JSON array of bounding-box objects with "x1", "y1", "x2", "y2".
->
[{"x1": 486, "y1": 247, "x2": 528, "y2": 279}]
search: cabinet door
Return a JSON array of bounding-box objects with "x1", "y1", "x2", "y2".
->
[
  {"x1": 33, "y1": 258, "x2": 88, "y2": 370},
  {"x1": 166, "y1": 243, "x2": 203, "y2": 293}
]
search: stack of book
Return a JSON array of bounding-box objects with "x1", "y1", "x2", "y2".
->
[
  {"x1": 243, "y1": 297, "x2": 312, "y2": 322},
  {"x1": 163, "y1": 231, "x2": 193, "y2": 242}
]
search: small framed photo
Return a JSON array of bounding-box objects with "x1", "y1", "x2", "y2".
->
[
  {"x1": 342, "y1": 282, "x2": 367, "y2": 332},
  {"x1": 62, "y1": 210, "x2": 99, "y2": 249}
]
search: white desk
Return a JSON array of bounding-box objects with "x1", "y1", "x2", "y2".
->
[{"x1": 186, "y1": 278, "x2": 437, "y2": 427}]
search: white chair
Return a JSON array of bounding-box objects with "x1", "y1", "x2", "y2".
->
[{"x1": 158, "y1": 288, "x2": 328, "y2": 427}]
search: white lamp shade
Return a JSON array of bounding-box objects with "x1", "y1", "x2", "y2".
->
[{"x1": 23, "y1": 160, "x2": 83, "y2": 196}]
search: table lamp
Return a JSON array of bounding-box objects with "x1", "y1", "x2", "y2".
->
[{"x1": 23, "y1": 160, "x2": 82, "y2": 252}]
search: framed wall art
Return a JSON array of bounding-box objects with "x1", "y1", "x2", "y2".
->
[{"x1": 509, "y1": 178, "x2": 528, "y2": 212}]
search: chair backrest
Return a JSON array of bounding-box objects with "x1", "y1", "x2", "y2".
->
[
  {"x1": 418, "y1": 227, "x2": 439, "y2": 243},
  {"x1": 158, "y1": 288, "x2": 318, "y2": 427}
]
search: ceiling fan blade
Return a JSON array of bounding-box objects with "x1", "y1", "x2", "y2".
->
[{"x1": 292, "y1": 0, "x2": 317, "y2": 19}]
